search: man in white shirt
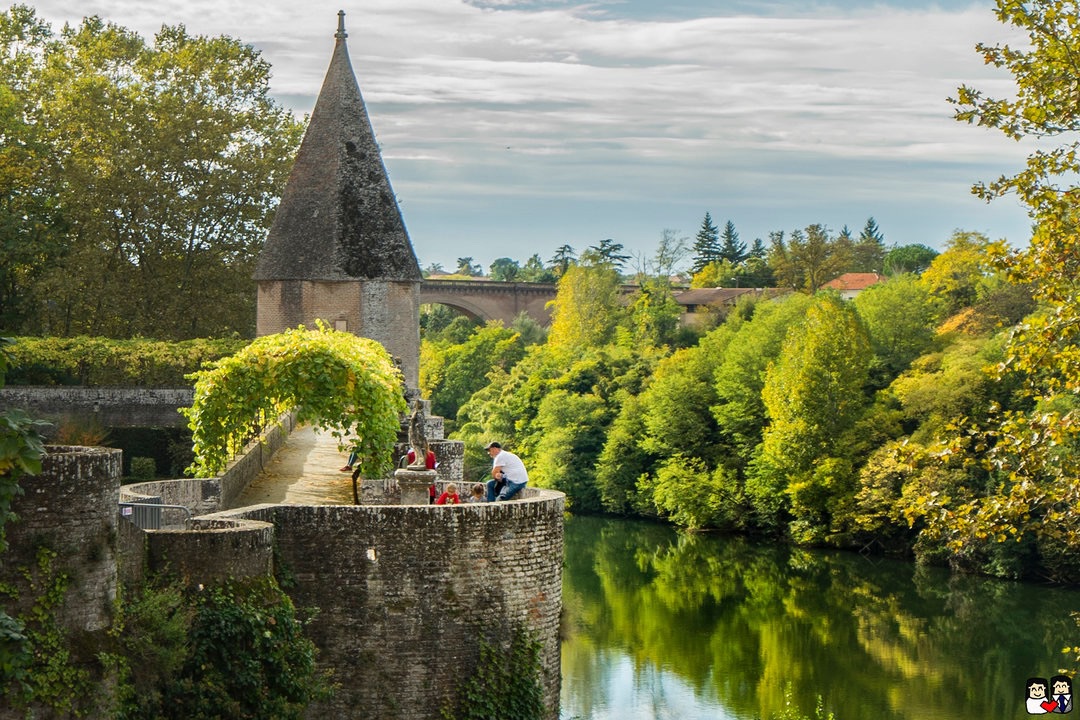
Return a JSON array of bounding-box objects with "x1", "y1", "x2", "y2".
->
[{"x1": 485, "y1": 441, "x2": 529, "y2": 502}]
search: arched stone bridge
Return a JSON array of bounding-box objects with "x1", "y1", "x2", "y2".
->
[{"x1": 420, "y1": 280, "x2": 558, "y2": 326}]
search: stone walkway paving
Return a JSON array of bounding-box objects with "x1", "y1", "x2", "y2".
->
[{"x1": 234, "y1": 424, "x2": 356, "y2": 506}]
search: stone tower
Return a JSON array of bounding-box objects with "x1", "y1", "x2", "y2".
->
[{"x1": 255, "y1": 11, "x2": 422, "y2": 388}]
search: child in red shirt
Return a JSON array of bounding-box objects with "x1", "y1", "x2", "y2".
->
[{"x1": 435, "y1": 482, "x2": 460, "y2": 505}]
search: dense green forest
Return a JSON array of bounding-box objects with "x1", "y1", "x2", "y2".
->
[{"x1": 420, "y1": 226, "x2": 1075, "y2": 582}]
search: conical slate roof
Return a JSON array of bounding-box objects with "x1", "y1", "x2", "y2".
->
[{"x1": 255, "y1": 12, "x2": 421, "y2": 281}]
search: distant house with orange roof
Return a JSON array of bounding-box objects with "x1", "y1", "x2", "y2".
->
[{"x1": 822, "y1": 272, "x2": 885, "y2": 300}]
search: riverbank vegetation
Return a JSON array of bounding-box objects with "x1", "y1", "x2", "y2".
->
[
  {"x1": 419, "y1": 1, "x2": 1080, "y2": 585},
  {"x1": 427, "y1": 227, "x2": 1068, "y2": 581}
]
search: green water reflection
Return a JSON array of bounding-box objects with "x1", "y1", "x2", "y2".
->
[{"x1": 560, "y1": 516, "x2": 1080, "y2": 720}]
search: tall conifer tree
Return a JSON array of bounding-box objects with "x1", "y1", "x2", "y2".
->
[
  {"x1": 719, "y1": 220, "x2": 747, "y2": 264},
  {"x1": 691, "y1": 212, "x2": 721, "y2": 273}
]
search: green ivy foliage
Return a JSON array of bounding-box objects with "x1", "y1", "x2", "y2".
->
[
  {"x1": 2, "y1": 335, "x2": 249, "y2": 386},
  {"x1": 0, "y1": 547, "x2": 93, "y2": 715},
  {"x1": 442, "y1": 628, "x2": 545, "y2": 720},
  {"x1": 182, "y1": 324, "x2": 407, "y2": 477},
  {"x1": 0, "y1": 338, "x2": 47, "y2": 554}
]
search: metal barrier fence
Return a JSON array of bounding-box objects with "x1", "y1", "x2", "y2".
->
[{"x1": 119, "y1": 498, "x2": 192, "y2": 530}]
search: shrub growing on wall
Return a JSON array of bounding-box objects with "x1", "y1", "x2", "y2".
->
[
  {"x1": 111, "y1": 576, "x2": 333, "y2": 719},
  {"x1": 442, "y1": 628, "x2": 545, "y2": 720}
]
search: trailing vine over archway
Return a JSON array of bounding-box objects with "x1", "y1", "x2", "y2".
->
[{"x1": 182, "y1": 324, "x2": 406, "y2": 478}]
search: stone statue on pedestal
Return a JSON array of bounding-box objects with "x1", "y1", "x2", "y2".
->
[{"x1": 407, "y1": 399, "x2": 429, "y2": 470}]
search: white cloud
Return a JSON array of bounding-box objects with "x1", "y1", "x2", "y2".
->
[{"x1": 28, "y1": 0, "x2": 1033, "y2": 268}]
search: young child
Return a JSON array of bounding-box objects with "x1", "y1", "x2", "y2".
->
[
  {"x1": 435, "y1": 482, "x2": 460, "y2": 505},
  {"x1": 467, "y1": 482, "x2": 485, "y2": 503}
]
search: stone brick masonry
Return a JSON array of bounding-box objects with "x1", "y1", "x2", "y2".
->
[{"x1": 2, "y1": 420, "x2": 564, "y2": 720}]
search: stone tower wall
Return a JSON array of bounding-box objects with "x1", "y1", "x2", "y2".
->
[
  {"x1": 256, "y1": 279, "x2": 420, "y2": 388},
  {"x1": 2, "y1": 446, "x2": 121, "y2": 634},
  {"x1": 4, "y1": 431, "x2": 562, "y2": 720}
]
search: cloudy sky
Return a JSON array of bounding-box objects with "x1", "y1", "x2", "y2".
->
[{"x1": 31, "y1": 0, "x2": 1032, "y2": 273}]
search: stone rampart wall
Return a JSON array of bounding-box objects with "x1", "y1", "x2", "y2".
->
[
  {"x1": 3, "y1": 413, "x2": 562, "y2": 720},
  {"x1": 218, "y1": 410, "x2": 297, "y2": 509},
  {"x1": 0, "y1": 386, "x2": 193, "y2": 427},
  {"x1": 211, "y1": 492, "x2": 565, "y2": 720},
  {"x1": 120, "y1": 410, "x2": 296, "y2": 514},
  {"x1": 145, "y1": 516, "x2": 275, "y2": 585}
]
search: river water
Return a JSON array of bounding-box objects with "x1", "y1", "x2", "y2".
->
[{"x1": 559, "y1": 515, "x2": 1080, "y2": 720}]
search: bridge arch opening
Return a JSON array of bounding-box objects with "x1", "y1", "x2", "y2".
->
[{"x1": 420, "y1": 303, "x2": 485, "y2": 340}]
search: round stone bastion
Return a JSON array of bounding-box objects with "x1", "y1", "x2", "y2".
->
[
  {"x1": 4, "y1": 445, "x2": 122, "y2": 634},
  {"x1": 119, "y1": 475, "x2": 566, "y2": 720}
]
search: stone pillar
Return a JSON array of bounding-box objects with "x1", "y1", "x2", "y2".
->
[{"x1": 395, "y1": 467, "x2": 436, "y2": 505}]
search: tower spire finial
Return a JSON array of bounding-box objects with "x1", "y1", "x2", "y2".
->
[{"x1": 336, "y1": 10, "x2": 347, "y2": 39}]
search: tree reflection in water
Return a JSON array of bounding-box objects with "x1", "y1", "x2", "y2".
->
[{"x1": 560, "y1": 516, "x2": 1080, "y2": 720}]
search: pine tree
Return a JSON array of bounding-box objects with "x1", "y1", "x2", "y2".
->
[
  {"x1": 719, "y1": 220, "x2": 747, "y2": 264},
  {"x1": 586, "y1": 238, "x2": 631, "y2": 271},
  {"x1": 853, "y1": 217, "x2": 886, "y2": 273},
  {"x1": 549, "y1": 245, "x2": 576, "y2": 278},
  {"x1": 742, "y1": 238, "x2": 773, "y2": 287},
  {"x1": 691, "y1": 212, "x2": 721, "y2": 273}
]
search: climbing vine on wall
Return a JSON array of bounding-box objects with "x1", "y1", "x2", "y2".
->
[
  {"x1": 0, "y1": 338, "x2": 47, "y2": 553},
  {"x1": 442, "y1": 628, "x2": 545, "y2": 720},
  {"x1": 0, "y1": 547, "x2": 93, "y2": 714},
  {"x1": 0, "y1": 336, "x2": 47, "y2": 698},
  {"x1": 182, "y1": 324, "x2": 406, "y2": 477}
]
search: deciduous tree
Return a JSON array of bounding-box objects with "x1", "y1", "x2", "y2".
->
[
  {"x1": 883, "y1": 243, "x2": 938, "y2": 275},
  {"x1": 455, "y1": 257, "x2": 482, "y2": 276},
  {"x1": 853, "y1": 274, "x2": 938, "y2": 385},
  {"x1": 750, "y1": 293, "x2": 873, "y2": 540},
  {"x1": 0, "y1": 7, "x2": 63, "y2": 333},
  {"x1": 917, "y1": 231, "x2": 1004, "y2": 317},
  {"x1": 422, "y1": 323, "x2": 525, "y2": 424},
  {"x1": 5, "y1": 11, "x2": 304, "y2": 338},
  {"x1": 905, "y1": 0, "x2": 1080, "y2": 579},
  {"x1": 519, "y1": 254, "x2": 556, "y2": 283},
  {"x1": 489, "y1": 257, "x2": 521, "y2": 282},
  {"x1": 547, "y1": 263, "x2": 622, "y2": 354}
]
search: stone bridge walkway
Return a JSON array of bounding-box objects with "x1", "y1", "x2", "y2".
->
[{"x1": 234, "y1": 425, "x2": 355, "y2": 506}]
